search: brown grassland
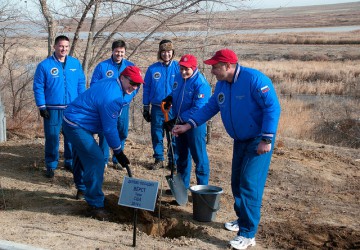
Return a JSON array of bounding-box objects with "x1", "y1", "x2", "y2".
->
[{"x1": 0, "y1": 2, "x2": 359, "y2": 250}]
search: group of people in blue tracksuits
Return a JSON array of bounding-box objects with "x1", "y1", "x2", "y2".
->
[{"x1": 33, "y1": 35, "x2": 281, "y2": 250}]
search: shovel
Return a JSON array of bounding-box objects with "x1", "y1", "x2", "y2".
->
[{"x1": 161, "y1": 101, "x2": 188, "y2": 206}]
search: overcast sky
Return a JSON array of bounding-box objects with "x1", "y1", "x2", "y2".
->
[{"x1": 243, "y1": 0, "x2": 359, "y2": 9}]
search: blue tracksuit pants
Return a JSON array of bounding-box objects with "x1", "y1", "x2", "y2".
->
[
  {"x1": 231, "y1": 136, "x2": 274, "y2": 238},
  {"x1": 175, "y1": 123, "x2": 209, "y2": 189},
  {"x1": 150, "y1": 105, "x2": 177, "y2": 163},
  {"x1": 44, "y1": 109, "x2": 72, "y2": 170},
  {"x1": 98, "y1": 104, "x2": 129, "y2": 164},
  {"x1": 62, "y1": 121, "x2": 105, "y2": 208}
]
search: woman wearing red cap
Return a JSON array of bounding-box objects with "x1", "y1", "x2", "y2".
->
[
  {"x1": 162, "y1": 54, "x2": 211, "y2": 190},
  {"x1": 62, "y1": 65, "x2": 143, "y2": 220}
]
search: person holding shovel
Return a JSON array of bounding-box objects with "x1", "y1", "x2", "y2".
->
[
  {"x1": 172, "y1": 49, "x2": 281, "y2": 250},
  {"x1": 162, "y1": 54, "x2": 211, "y2": 190},
  {"x1": 62, "y1": 66, "x2": 143, "y2": 220},
  {"x1": 90, "y1": 40, "x2": 137, "y2": 170},
  {"x1": 142, "y1": 39, "x2": 179, "y2": 170}
]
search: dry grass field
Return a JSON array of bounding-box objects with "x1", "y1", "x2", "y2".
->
[{"x1": 1, "y1": 2, "x2": 360, "y2": 250}]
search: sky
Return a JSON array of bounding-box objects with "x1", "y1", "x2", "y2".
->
[
  {"x1": 18, "y1": 0, "x2": 360, "y2": 18},
  {"x1": 242, "y1": 0, "x2": 359, "y2": 9}
]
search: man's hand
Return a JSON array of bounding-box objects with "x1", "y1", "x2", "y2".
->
[
  {"x1": 142, "y1": 105, "x2": 151, "y2": 122},
  {"x1": 164, "y1": 118, "x2": 176, "y2": 132},
  {"x1": 172, "y1": 123, "x2": 192, "y2": 136},
  {"x1": 114, "y1": 150, "x2": 130, "y2": 167},
  {"x1": 162, "y1": 95, "x2": 172, "y2": 110},
  {"x1": 39, "y1": 109, "x2": 50, "y2": 119},
  {"x1": 257, "y1": 141, "x2": 272, "y2": 155}
]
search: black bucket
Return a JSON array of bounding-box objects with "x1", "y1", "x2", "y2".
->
[{"x1": 189, "y1": 185, "x2": 223, "y2": 222}]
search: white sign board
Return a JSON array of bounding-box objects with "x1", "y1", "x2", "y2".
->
[{"x1": 118, "y1": 176, "x2": 159, "y2": 211}]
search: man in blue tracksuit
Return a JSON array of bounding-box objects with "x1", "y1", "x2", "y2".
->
[
  {"x1": 90, "y1": 40, "x2": 138, "y2": 170},
  {"x1": 33, "y1": 35, "x2": 86, "y2": 178},
  {"x1": 162, "y1": 54, "x2": 211, "y2": 189},
  {"x1": 173, "y1": 49, "x2": 281, "y2": 250},
  {"x1": 62, "y1": 65, "x2": 143, "y2": 220},
  {"x1": 142, "y1": 39, "x2": 179, "y2": 170}
]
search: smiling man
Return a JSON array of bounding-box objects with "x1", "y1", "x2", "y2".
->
[
  {"x1": 62, "y1": 65, "x2": 143, "y2": 220},
  {"x1": 142, "y1": 39, "x2": 179, "y2": 170},
  {"x1": 33, "y1": 35, "x2": 86, "y2": 178}
]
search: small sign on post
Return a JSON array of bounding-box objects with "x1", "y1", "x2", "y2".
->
[{"x1": 118, "y1": 176, "x2": 159, "y2": 211}]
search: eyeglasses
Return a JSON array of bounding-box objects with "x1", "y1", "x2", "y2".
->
[{"x1": 125, "y1": 76, "x2": 141, "y2": 88}]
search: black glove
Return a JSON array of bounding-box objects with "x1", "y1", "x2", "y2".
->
[
  {"x1": 114, "y1": 150, "x2": 130, "y2": 167},
  {"x1": 164, "y1": 118, "x2": 176, "y2": 132},
  {"x1": 162, "y1": 95, "x2": 172, "y2": 110},
  {"x1": 39, "y1": 109, "x2": 50, "y2": 119},
  {"x1": 143, "y1": 105, "x2": 151, "y2": 122}
]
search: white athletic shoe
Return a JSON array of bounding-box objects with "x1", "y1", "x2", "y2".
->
[
  {"x1": 225, "y1": 219, "x2": 239, "y2": 232},
  {"x1": 230, "y1": 236, "x2": 256, "y2": 250}
]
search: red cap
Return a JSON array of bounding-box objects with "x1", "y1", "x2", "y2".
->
[
  {"x1": 203, "y1": 49, "x2": 238, "y2": 65},
  {"x1": 121, "y1": 65, "x2": 144, "y2": 84},
  {"x1": 179, "y1": 54, "x2": 198, "y2": 71}
]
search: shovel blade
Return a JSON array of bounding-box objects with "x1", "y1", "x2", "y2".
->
[{"x1": 166, "y1": 174, "x2": 188, "y2": 206}]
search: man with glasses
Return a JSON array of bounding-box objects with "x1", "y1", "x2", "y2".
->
[
  {"x1": 90, "y1": 40, "x2": 137, "y2": 170},
  {"x1": 63, "y1": 66, "x2": 143, "y2": 220}
]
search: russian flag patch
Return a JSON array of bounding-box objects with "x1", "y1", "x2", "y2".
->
[
  {"x1": 198, "y1": 94, "x2": 205, "y2": 98},
  {"x1": 261, "y1": 86, "x2": 270, "y2": 93}
]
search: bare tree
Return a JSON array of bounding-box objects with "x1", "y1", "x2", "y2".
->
[
  {"x1": 5, "y1": 60, "x2": 34, "y2": 119},
  {"x1": 0, "y1": 0, "x2": 20, "y2": 67},
  {"x1": 35, "y1": 0, "x2": 237, "y2": 78},
  {"x1": 39, "y1": 0, "x2": 56, "y2": 57}
]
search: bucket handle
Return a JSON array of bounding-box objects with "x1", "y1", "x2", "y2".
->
[{"x1": 198, "y1": 193, "x2": 220, "y2": 212}]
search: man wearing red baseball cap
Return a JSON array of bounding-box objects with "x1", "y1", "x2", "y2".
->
[
  {"x1": 62, "y1": 65, "x2": 143, "y2": 220},
  {"x1": 90, "y1": 40, "x2": 137, "y2": 171},
  {"x1": 162, "y1": 54, "x2": 211, "y2": 191},
  {"x1": 173, "y1": 49, "x2": 281, "y2": 249},
  {"x1": 203, "y1": 48, "x2": 239, "y2": 65}
]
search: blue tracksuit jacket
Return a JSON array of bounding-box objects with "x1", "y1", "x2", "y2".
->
[
  {"x1": 63, "y1": 77, "x2": 135, "y2": 154},
  {"x1": 171, "y1": 69, "x2": 211, "y2": 122},
  {"x1": 90, "y1": 57, "x2": 138, "y2": 100},
  {"x1": 188, "y1": 64, "x2": 281, "y2": 139},
  {"x1": 90, "y1": 57, "x2": 134, "y2": 84},
  {"x1": 33, "y1": 53, "x2": 86, "y2": 110},
  {"x1": 143, "y1": 60, "x2": 179, "y2": 106},
  {"x1": 89, "y1": 56, "x2": 138, "y2": 163}
]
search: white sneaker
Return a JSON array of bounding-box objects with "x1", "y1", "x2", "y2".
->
[
  {"x1": 230, "y1": 236, "x2": 256, "y2": 250},
  {"x1": 225, "y1": 219, "x2": 239, "y2": 232}
]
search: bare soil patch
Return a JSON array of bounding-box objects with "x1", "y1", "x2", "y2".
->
[{"x1": 0, "y1": 130, "x2": 359, "y2": 249}]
